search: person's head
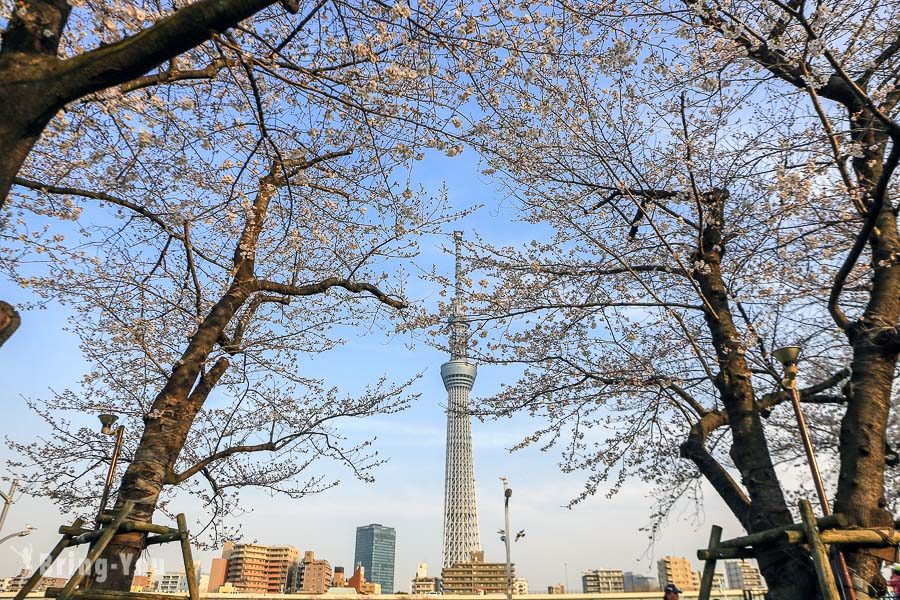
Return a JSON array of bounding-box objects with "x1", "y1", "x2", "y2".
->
[{"x1": 663, "y1": 583, "x2": 681, "y2": 600}]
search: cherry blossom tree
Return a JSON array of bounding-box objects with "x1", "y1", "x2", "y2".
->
[
  {"x1": 455, "y1": 0, "x2": 899, "y2": 596},
  {"x1": 3, "y1": 0, "x2": 484, "y2": 589}
]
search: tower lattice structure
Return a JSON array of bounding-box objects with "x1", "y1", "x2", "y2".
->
[{"x1": 440, "y1": 231, "x2": 481, "y2": 568}]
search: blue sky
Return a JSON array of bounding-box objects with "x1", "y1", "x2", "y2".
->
[{"x1": 0, "y1": 148, "x2": 746, "y2": 591}]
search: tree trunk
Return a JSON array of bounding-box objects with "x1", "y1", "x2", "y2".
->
[
  {"x1": 90, "y1": 177, "x2": 275, "y2": 591},
  {"x1": 689, "y1": 189, "x2": 818, "y2": 599},
  {"x1": 834, "y1": 206, "x2": 900, "y2": 600}
]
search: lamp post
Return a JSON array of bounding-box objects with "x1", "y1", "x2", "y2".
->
[
  {"x1": 772, "y1": 346, "x2": 855, "y2": 600},
  {"x1": 0, "y1": 479, "x2": 19, "y2": 533},
  {"x1": 0, "y1": 524, "x2": 33, "y2": 546},
  {"x1": 501, "y1": 477, "x2": 513, "y2": 600},
  {"x1": 96, "y1": 414, "x2": 125, "y2": 528}
]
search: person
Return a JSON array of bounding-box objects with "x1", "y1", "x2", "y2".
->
[
  {"x1": 890, "y1": 564, "x2": 900, "y2": 599},
  {"x1": 663, "y1": 583, "x2": 681, "y2": 600}
]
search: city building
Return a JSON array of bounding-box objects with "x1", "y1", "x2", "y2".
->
[
  {"x1": 333, "y1": 567, "x2": 347, "y2": 588},
  {"x1": 441, "y1": 551, "x2": 512, "y2": 595},
  {"x1": 623, "y1": 572, "x2": 658, "y2": 592},
  {"x1": 354, "y1": 524, "x2": 396, "y2": 594},
  {"x1": 725, "y1": 560, "x2": 766, "y2": 591},
  {"x1": 657, "y1": 556, "x2": 699, "y2": 592},
  {"x1": 5, "y1": 569, "x2": 67, "y2": 593},
  {"x1": 712, "y1": 573, "x2": 727, "y2": 590},
  {"x1": 441, "y1": 231, "x2": 482, "y2": 570},
  {"x1": 547, "y1": 584, "x2": 566, "y2": 594},
  {"x1": 156, "y1": 569, "x2": 200, "y2": 594},
  {"x1": 582, "y1": 569, "x2": 625, "y2": 593},
  {"x1": 512, "y1": 578, "x2": 529, "y2": 595},
  {"x1": 225, "y1": 543, "x2": 300, "y2": 593},
  {"x1": 208, "y1": 556, "x2": 229, "y2": 593},
  {"x1": 411, "y1": 563, "x2": 442, "y2": 594},
  {"x1": 348, "y1": 565, "x2": 381, "y2": 594},
  {"x1": 293, "y1": 550, "x2": 333, "y2": 594}
]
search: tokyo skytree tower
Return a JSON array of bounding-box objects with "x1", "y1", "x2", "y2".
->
[{"x1": 440, "y1": 231, "x2": 481, "y2": 568}]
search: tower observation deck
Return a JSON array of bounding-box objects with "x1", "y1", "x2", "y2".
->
[{"x1": 441, "y1": 231, "x2": 481, "y2": 568}]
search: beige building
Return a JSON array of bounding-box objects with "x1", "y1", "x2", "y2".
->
[
  {"x1": 657, "y1": 556, "x2": 699, "y2": 592},
  {"x1": 511, "y1": 578, "x2": 529, "y2": 595},
  {"x1": 294, "y1": 551, "x2": 334, "y2": 594},
  {"x1": 725, "y1": 560, "x2": 766, "y2": 591},
  {"x1": 582, "y1": 569, "x2": 624, "y2": 593},
  {"x1": 225, "y1": 543, "x2": 300, "y2": 593},
  {"x1": 442, "y1": 551, "x2": 512, "y2": 595},
  {"x1": 547, "y1": 584, "x2": 566, "y2": 594},
  {"x1": 410, "y1": 563, "x2": 441, "y2": 594}
]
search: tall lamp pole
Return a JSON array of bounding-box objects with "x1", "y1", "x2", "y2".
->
[
  {"x1": 772, "y1": 346, "x2": 855, "y2": 600},
  {"x1": 96, "y1": 414, "x2": 125, "y2": 528},
  {"x1": 0, "y1": 525, "x2": 34, "y2": 546},
  {"x1": 501, "y1": 477, "x2": 513, "y2": 600},
  {"x1": 0, "y1": 479, "x2": 19, "y2": 533}
]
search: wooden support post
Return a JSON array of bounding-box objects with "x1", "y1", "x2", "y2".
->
[
  {"x1": 13, "y1": 518, "x2": 84, "y2": 600},
  {"x1": 97, "y1": 514, "x2": 176, "y2": 535},
  {"x1": 176, "y1": 513, "x2": 199, "y2": 600},
  {"x1": 699, "y1": 525, "x2": 722, "y2": 600},
  {"x1": 697, "y1": 547, "x2": 757, "y2": 560},
  {"x1": 717, "y1": 513, "x2": 848, "y2": 549},
  {"x1": 58, "y1": 500, "x2": 135, "y2": 600},
  {"x1": 144, "y1": 531, "x2": 186, "y2": 546},
  {"x1": 800, "y1": 499, "x2": 840, "y2": 600}
]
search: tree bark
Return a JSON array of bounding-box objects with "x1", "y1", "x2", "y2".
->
[
  {"x1": 834, "y1": 204, "x2": 900, "y2": 599},
  {"x1": 687, "y1": 189, "x2": 818, "y2": 599},
  {"x1": 90, "y1": 176, "x2": 277, "y2": 591}
]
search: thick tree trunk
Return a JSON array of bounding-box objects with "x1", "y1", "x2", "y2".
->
[
  {"x1": 688, "y1": 189, "x2": 818, "y2": 599},
  {"x1": 91, "y1": 177, "x2": 276, "y2": 591},
  {"x1": 834, "y1": 206, "x2": 900, "y2": 600}
]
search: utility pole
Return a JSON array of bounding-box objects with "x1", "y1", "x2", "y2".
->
[
  {"x1": 0, "y1": 479, "x2": 18, "y2": 533},
  {"x1": 501, "y1": 477, "x2": 512, "y2": 600}
]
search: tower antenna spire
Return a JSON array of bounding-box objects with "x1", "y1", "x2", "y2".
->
[
  {"x1": 441, "y1": 230, "x2": 481, "y2": 568},
  {"x1": 449, "y1": 231, "x2": 466, "y2": 360}
]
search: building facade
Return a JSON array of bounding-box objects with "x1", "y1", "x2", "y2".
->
[
  {"x1": 441, "y1": 551, "x2": 512, "y2": 595},
  {"x1": 725, "y1": 560, "x2": 766, "y2": 591},
  {"x1": 511, "y1": 578, "x2": 529, "y2": 595},
  {"x1": 225, "y1": 543, "x2": 300, "y2": 593},
  {"x1": 441, "y1": 231, "x2": 482, "y2": 569},
  {"x1": 657, "y1": 556, "x2": 699, "y2": 592},
  {"x1": 623, "y1": 572, "x2": 658, "y2": 592},
  {"x1": 348, "y1": 565, "x2": 382, "y2": 594},
  {"x1": 411, "y1": 563, "x2": 442, "y2": 594},
  {"x1": 581, "y1": 569, "x2": 625, "y2": 593},
  {"x1": 294, "y1": 551, "x2": 334, "y2": 594},
  {"x1": 354, "y1": 524, "x2": 396, "y2": 594}
]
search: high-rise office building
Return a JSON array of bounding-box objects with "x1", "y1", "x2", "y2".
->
[
  {"x1": 354, "y1": 524, "x2": 396, "y2": 593},
  {"x1": 441, "y1": 231, "x2": 482, "y2": 568},
  {"x1": 657, "y1": 556, "x2": 699, "y2": 592},
  {"x1": 725, "y1": 560, "x2": 766, "y2": 591},
  {"x1": 582, "y1": 569, "x2": 625, "y2": 593}
]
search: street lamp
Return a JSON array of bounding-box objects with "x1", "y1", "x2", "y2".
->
[
  {"x1": 773, "y1": 346, "x2": 855, "y2": 600},
  {"x1": 0, "y1": 524, "x2": 34, "y2": 546},
  {"x1": 96, "y1": 414, "x2": 125, "y2": 528},
  {"x1": 0, "y1": 479, "x2": 19, "y2": 533},
  {"x1": 501, "y1": 477, "x2": 513, "y2": 600}
]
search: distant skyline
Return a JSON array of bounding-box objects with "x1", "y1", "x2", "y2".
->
[{"x1": 0, "y1": 149, "x2": 748, "y2": 591}]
